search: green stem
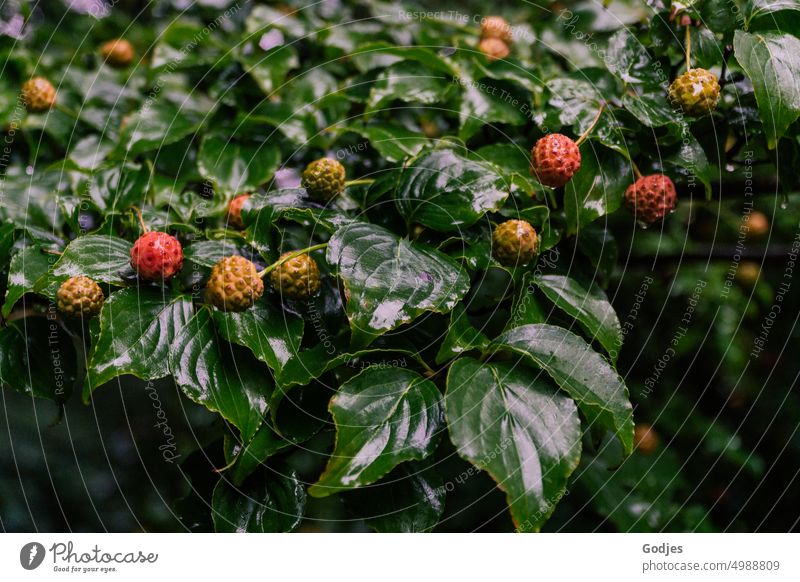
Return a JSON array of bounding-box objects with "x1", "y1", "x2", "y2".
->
[
  {"x1": 412, "y1": 354, "x2": 436, "y2": 377},
  {"x1": 574, "y1": 103, "x2": 606, "y2": 147},
  {"x1": 345, "y1": 179, "x2": 375, "y2": 187},
  {"x1": 258, "y1": 243, "x2": 328, "y2": 278},
  {"x1": 685, "y1": 24, "x2": 692, "y2": 71},
  {"x1": 56, "y1": 103, "x2": 81, "y2": 122}
]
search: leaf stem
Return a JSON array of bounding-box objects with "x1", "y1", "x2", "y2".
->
[
  {"x1": 129, "y1": 206, "x2": 148, "y2": 233},
  {"x1": 574, "y1": 103, "x2": 606, "y2": 146},
  {"x1": 56, "y1": 103, "x2": 81, "y2": 122},
  {"x1": 631, "y1": 160, "x2": 643, "y2": 180},
  {"x1": 258, "y1": 243, "x2": 328, "y2": 278},
  {"x1": 345, "y1": 179, "x2": 375, "y2": 187}
]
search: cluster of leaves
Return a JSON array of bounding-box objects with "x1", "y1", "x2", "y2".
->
[{"x1": 0, "y1": 0, "x2": 797, "y2": 532}]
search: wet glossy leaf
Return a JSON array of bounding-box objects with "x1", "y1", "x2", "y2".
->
[
  {"x1": 212, "y1": 468, "x2": 305, "y2": 532},
  {"x1": 2, "y1": 246, "x2": 52, "y2": 317},
  {"x1": 171, "y1": 309, "x2": 271, "y2": 442},
  {"x1": 198, "y1": 134, "x2": 281, "y2": 194},
  {"x1": 345, "y1": 461, "x2": 445, "y2": 532},
  {"x1": 0, "y1": 318, "x2": 77, "y2": 402},
  {"x1": 309, "y1": 367, "x2": 443, "y2": 496},
  {"x1": 493, "y1": 324, "x2": 634, "y2": 454},
  {"x1": 84, "y1": 288, "x2": 193, "y2": 399},
  {"x1": 395, "y1": 149, "x2": 509, "y2": 232},
  {"x1": 213, "y1": 301, "x2": 304, "y2": 374},
  {"x1": 534, "y1": 274, "x2": 622, "y2": 360},
  {"x1": 734, "y1": 30, "x2": 800, "y2": 148},
  {"x1": 327, "y1": 222, "x2": 470, "y2": 348},
  {"x1": 446, "y1": 358, "x2": 581, "y2": 531}
]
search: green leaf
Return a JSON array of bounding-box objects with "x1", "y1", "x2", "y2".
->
[
  {"x1": 435, "y1": 304, "x2": 490, "y2": 364},
  {"x1": 367, "y1": 61, "x2": 451, "y2": 112},
  {"x1": 349, "y1": 123, "x2": 428, "y2": 163},
  {"x1": 734, "y1": 30, "x2": 800, "y2": 149},
  {"x1": 547, "y1": 77, "x2": 604, "y2": 129},
  {"x1": 605, "y1": 29, "x2": 660, "y2": 85},
  {"x1": 395, "y1": 149, "x2": 509, "y2": 232},
  {"x1": 351, "y1": 43, "x2": 455, "y2": 75},
  {"x1": 117, "y1": 90, "x2": 215, "y2": 156},
  {"x1": 345, "y1": 461, "x2": 445, "y2": 533},
  {"x1": 0, "y1": 318, "x2": 77, "y2": 402},
  {"x1": 564, "y1": 143, "x2": 629, "y2": 235},
  {"x1": 212, "y1": 301, "x2": 304, "y2": 374},
  {"x1": 534, "y1": 275, "x2": 622, "y2": 360},
  {"x1": 274, "y1": 340, "x2": 417, "y2": 391},
  {"x1": 84, "y1": 163, "x2": 153, "y2": 212},
  {"x1": 623, "y1": 84, "x2": 679, "y2": 127},
  {"x1": 309, "y1": 367, "x2": 443, "y2": 497},
  {"x1": 2, "y1": 246, "x2": 52, "y2": 317},
  {"x1": 36, "y1": 235, "x2": 133, "y2": 296},
  {"x1": 212, "y1": 468, "x2": 305, "y2": 532},
  {"x1": 171, "y1": 309, "x2": 271, "y2": 442},
  {"x1": 459, "y1": 77, "x2": 530, "y2": 140},
  {"x1": 327, "y1": 222, "x2": 470, "y2": 349},
  {"x1": 238, "y1": 45, "x2": 299, "y2": 96},
  {"x1": 198, "y1": 134, "x2": 281, "y2": 194},
  {"x1": 183, "y1": 240, "x2": 244, "y2": 268},
  {"x1": 445, "y1": 358, "x2": 581, "y2": 531},
  {"x1": 225, "y1": 423, "x2": 293, "y2": 487},
  {"x1": 84, "y1": 288, "x2": 194, "y2": 399},
  {"x1": 506, "y1": 271, "x2": 548, "y2": 329},
  {"x1": 492, "y1": 324, "x2": 635, "y2": 455}
]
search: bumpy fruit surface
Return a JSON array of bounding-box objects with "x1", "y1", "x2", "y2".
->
[
  {"x1": 531, "y1": 133, "x2": 581, "y2": 188},
  {"x1": 100, "y1": 39, "x2": 134, "y2": 68},
  {"x1": 302, "y1": 158, "x2": 345, "y2": 202},
  {"x1": 480, "y1": 16, "x2": 512, "y2": 43},
  {"x1": 668, "y1": 68, "x2": 720, "y2": 116},
  {"x1": 21, "y1": 77, "x2": 56, "y2": 113},
  {"x1": 634, "y1": 424, "x2": 660, "y2": 455},
  {"x1": 492, "y1": 220, "x2": 539, "y2": 266},
  {"x1": 624, "y1": 174, "x2": 677, "y2": 224},
  {"x1": 227, "y1": 194, "x2": 251, "y2": 229},
  {"x1": 130, "y1": 231, "x2": 184, "y2": 281},
  {"x1": 478, "y1": 37, "x2": 509, "y2": 61},
  {"x1": 269, "y1": 252, "x2": 321, "y2": 301},
  {"x1": 207, "y1": 255, "x2": 264, "y2": 312},
  {"x1": 57, "y1": 276, "x2": 104, "y2": 318}
]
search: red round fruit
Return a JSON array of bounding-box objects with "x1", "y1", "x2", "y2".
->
[
  {"x1": 227, "y1": 193, "x2": 251, "y2": 229},
  {"x1": 531, "y1": 133, "x2": 581, "y2": 188},
  {"x1": 624, "y1": 174, "x2": 677, "y2": 224},
  {"x1": 130, "y1": 231, "x2": 184, "y2": 281}
]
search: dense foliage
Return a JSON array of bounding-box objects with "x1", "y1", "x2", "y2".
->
[{"x1": 1, "y1": 0, "x2": 798, "y2": 532}]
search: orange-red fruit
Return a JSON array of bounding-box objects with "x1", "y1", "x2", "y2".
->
[
  {"x1": 130, "y1": 231, "x2": 184, "y2": 281},
  {"x1": 634, "y1": 424, "x2": 660, "y2": 455},
  {"x1": 478, "y1": 37, "x2": 510, "y2": 61},
  {"x1": 624, "y1": 174, "x2": 677, "y2": 224},
  {"x1": 747, "y1": 211, "x2": 769, "y2": 239},
  {"x1": 227, "y1": 194, "x2": 251, "y2": 229},
  {"x1": 21, "y1": 77, "x2": 56, "y2": 112},
  {"x1": 480, "y1": 16, "x2": 513, "y2": 43},
  {"x1": 531, "y1": 133, "x2": 581, "y2": 188},
  {"x1": 100, "y1": 38, "x2": 135, "y2": 68}
]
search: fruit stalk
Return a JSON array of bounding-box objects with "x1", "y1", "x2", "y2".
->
[{"x1": 258, "y1": 243, "x2": 328, "y2": 278}]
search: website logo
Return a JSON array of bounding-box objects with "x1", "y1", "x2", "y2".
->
[{"x1": 20, "y1": 542, "x2": 46, "y2": 570}]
